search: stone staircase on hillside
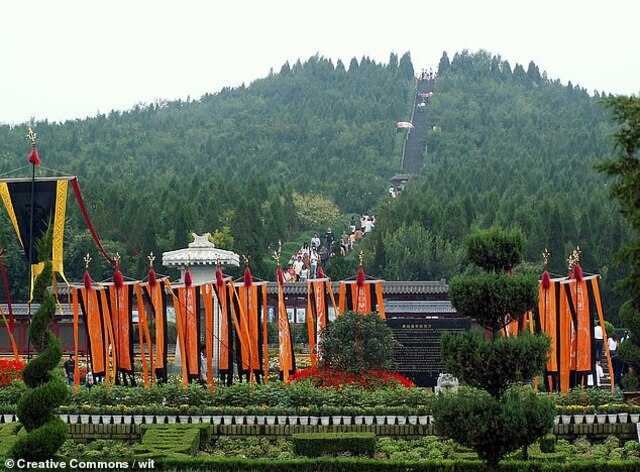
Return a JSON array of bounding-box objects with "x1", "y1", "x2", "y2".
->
[{"x1": 400, "y1": 78, "x2": 434, "y2": 175}]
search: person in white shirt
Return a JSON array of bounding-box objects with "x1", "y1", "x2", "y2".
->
[
  {"x1": 200, "y1": 347, "x2": 207, "y2": 383},
  {"x1": 608, "y1": 335, "x2": 618, "y2": 355},
  {"x1": 310, "y1": 250, "x2": 319, "y2": 278},
  {"x1": 311, "y1": 233, "x2": 321, "y2": 249},
  {"x1": 363, "y1": 217, "x2": 374, "y2": 235},
  {"x1": 594, "y1": 323, "x2": 603, "y2": 358},
  {"x1": 587, "y1": 359, "x2": 605, "y2": 387},
  {"x1": 595, "y1": 359, "x2": 604, "y2": 386},
  {"x1": 293, "y1": 257, "x2": 304, "y2": 281}
]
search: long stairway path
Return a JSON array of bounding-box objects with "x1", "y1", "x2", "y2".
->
[{"x1": 400, "y1": 78, "x2": 434, "y2": 175}]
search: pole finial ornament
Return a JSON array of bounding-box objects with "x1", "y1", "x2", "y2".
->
[
  {"x1": 26, "y1": 127, "x2": 41, "y2": 166},
  {"x1": 542, "y1": 248, "x2": 550, "y2": 267},
  {"x1": 567, "y1": 246, "x2": 581, "y2": 271},
  {"x1": 83, "y1": 253, "x2": 92, "y2": 270},
  {"x1": 26, "y1": 127, "x2": 37, "y2": 148}
]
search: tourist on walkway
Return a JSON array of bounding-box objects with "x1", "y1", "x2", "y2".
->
[
  {"x1": 340, "y1": 230, "x2": 350, "y2": 255},
  {"x1": 587, "y1": 359, "x2": 604, "y2": 387},
  {"x1": 349, "y1": 217, "x2": 357, "y2": 234},
  {"x1": 594, "y1": 322, "x2": 603, "y2": 358},
  {"x1": 311, "y1": 233, "x2": 321, "y2": 249},
  {"x1": 608, "y1": 334, "x2": 618, "y2": 355},
  {"x1": 325, "y1": 228, "x2": 335, "y2": 252},
  {"x1": 310, "y1": 249, "x2": 319, "y2": 278},
  {"x1": 64, "y1": 354, "x2": 75, "y2": 386},
  {"x1": 363, "y1": 216, "x2": 374, "y2": 235},
  {"x1": 293, "y1": 256, "x2": 304, "y2": 281}
]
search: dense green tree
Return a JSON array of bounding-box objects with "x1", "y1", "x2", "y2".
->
[
  {"x1": 319, "y1": 311, "x2": 399, "y2": 373},
  {"x1": 433, "y1": 227, "x2": 554, "y2": 469},
  {"x1": 398, "y1": 52, "x2": 415, "y2": 80},
  {"x1": 437, "y1": 51, "x2": 450, "y2": 75},
  {"x1": 377, "y1": 221, "x2": 464, "y2": 280},
  {"x1": 596, "y1": 95, "x2": 640, "y2": 388}
]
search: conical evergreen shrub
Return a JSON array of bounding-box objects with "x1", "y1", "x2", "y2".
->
[{"x1": 10, "y1": 259, "x2": 68, "y2": 460}]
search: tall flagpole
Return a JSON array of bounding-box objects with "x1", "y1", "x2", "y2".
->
[{"x1": 26, "y1": 127, "x2": 40, "y2": 361}]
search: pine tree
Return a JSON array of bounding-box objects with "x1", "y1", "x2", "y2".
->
[
  {"x1": 438, "y1": 51, "x2": 450, "y2": 75},
  {"x1": 398, "y1": 51, "x2": 414, "y2": 80},
  {"x1": 433, "y1": 227, "x2": 554, "y2": 469}
]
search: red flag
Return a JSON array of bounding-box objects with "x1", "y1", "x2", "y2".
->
[{"x1": 28, "y1": 148, "x2": 40, "y2": 166}]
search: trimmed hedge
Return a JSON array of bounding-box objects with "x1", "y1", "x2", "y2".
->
[
  {"x1": 154, "y1": 457, "x2": 640, "y2": 471},
  {"x1": 136, "y1": 424, "x2": 210, "y2": 458},
  {"x1": 292, "y1": 432, "x2": 376, "y2": 457},
  {"x1": 0, "y1": 423, "x2": 22, "y2": 458},
  {"x1": 540, "y1": 434, "x2": 557, "y2": 454}
]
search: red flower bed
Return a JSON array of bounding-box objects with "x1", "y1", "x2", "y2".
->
[
  {"x1": 291, "y1": 366, "x2": 415, "y2": 389},
  {"x1": 0, "y1": 359, "x2": 25, "y2": 387}
]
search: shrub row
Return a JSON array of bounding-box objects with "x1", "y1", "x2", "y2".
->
[
  {"x1": 292, "y1": 432, "x2": 376, "y2": 457},
  {"x1": 154, "y1": 457, "x2": 640, "y2": 471},
  {"x1": 0, "y1": 380, "x2": 433, "y2": 413}
]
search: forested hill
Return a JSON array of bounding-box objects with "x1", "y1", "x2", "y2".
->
[
  {"x1": 0, "y1": 53, "x2": 415, "y2": 294},
  {"x1": 367, "y1": 50, "x2": 626, "y2": 321},
  {"x1": 0, "y1": 49, "x2": 628, "y2": 321}
]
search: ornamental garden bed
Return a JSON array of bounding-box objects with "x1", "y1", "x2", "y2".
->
[{"x1": 5, "y1": 431, "x2": 640, "y2": 470}]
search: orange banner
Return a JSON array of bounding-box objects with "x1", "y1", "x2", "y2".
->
[
  {"x1": 338, "y1": 283, "x2": 346, "y2": 316},
  {"x1": 238, "y1": 283, "x2": 261, "y2": 372},
  {"x1": 228, "y1": 280, "x2": 252, "y2": 374},
  {"x1": 99, "y1": 289, "x2": 117, "y2": 387},
  {"x1": 341, "y1": 281, "x2": 385, "y2": 316},
  {"x1": 559, "y1": 283, "x2": 573, "y2": 392},
  {"x1": 163, "y1": 279, "x2": 188, "y2": 386},
  {"x1": 135, "y1": 283, "x2": 153, "y2": 387},
  {"x1": 574, "y1": 280, "x2": 592, "y2": 372},
  {"x1": 80, "y1": 287, "x2": 105, "y2": 376},
  {"x1": 277, "y1": 281, "x2": 293, "y2": 382},
  {"x1": 539, "y1": 281, "x2": 558, "y2": 372},
  {"x1": 306, "y1": 282, "x2": 317, "y2": 367},
  {"x1": 202, "y1": 283, "x2": 215, "y2": 390},
  {"x1": 375, "y1": 282, "x2": 386, "y2": 319},
  {"x1": 261, "y1": 284, "x2": 269, "y2": 383},
  {"x1": 217, "y1": 282, "x2": 230, "y2": 372},
  {"x1": 178, "y1": 285, "x2": 200, "y2": 380},
  {"x1": 108, "y1": 284, "x2": 133, "y2": 373},
  {"x1": 145, "y1": 281, "x2": 166, "y2": 374}
]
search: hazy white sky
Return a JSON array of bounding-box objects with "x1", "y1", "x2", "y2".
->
[{"x1": 1, "y1": 0, "x2": 638, "y2": 125}]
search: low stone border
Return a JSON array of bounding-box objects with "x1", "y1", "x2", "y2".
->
[{"x1": 1, "y1": 415, "x2": 637, "y2": 442}]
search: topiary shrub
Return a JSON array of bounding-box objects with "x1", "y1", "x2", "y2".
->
[
  {"x1": 539, "y1": 433, "x2": 557, "y2": 453},
  {"x1": 441, "y1": 329, "x2": 550, "y2": 398},
  {"x1": 433, "y1": 227, "x2": 554, "y2": 469},
  {"x1": 10, "y1": 261, "x2": 68, "y2": 460},
  {"x1": 433, "y1": 385, "x2": 555, "y2": 466},
  {"x1": 318, "y1": 311, "x2": 399, "y2": 373},
  {"x1": 292, "y1": 432, "x2": 376, "y2": 457}
]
